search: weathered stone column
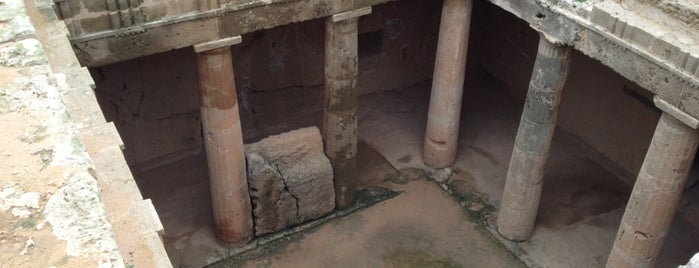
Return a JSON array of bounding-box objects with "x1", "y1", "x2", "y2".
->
[
  {"x1": 323, "y1": 7, "x2": 371, "y2": 209},
  {"x1": 194, "y1": 36, "x2": 253, "y2": 246},
  {"x1": 606, "y1": 97, "x2": 699, "y2": 268},
  {"x1": 497, "y1": 36, "x2": 572, "y2": 241},
  {"x1": 423, "y1": 0, "x2": 473, "y2": 169}
]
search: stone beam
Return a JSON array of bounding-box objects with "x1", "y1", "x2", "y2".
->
[{"x1": 68, "y1": 0, "x2": 392, "y2": 67}]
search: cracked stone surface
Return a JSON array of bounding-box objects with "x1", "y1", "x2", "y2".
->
[
  {"x1": 245, "y1": 127, "x2": 335, "y2": 236},
  {"x1": 0, "y1": 0, "x2": 33, "y2": 44},
  {"x1": 0, "y1": 0, "x2": 121, "y2": 266}
]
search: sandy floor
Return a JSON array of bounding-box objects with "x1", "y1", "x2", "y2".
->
[{"x1": 238, "y1": 180, "x2": 524, "y2": 268}]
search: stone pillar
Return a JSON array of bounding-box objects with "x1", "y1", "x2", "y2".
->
[
  {"x1": 497, "y1": 36, "x2": 572, "y2": 241},
  {"x1": 423, "y1": 0, "x2": 473, "y2": 169},
  {"x1": 323, "y1": 7, "x2": 371, "y2": 209},
  {"x1": 606, "y1": 97, "x2": 699, "y2": 268},
  {"x1": 194, "y1": 36, "x2": 253, "y2": 246}
]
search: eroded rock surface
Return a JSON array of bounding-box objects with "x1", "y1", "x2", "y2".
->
[
  {"x1": 0, "y1": 0, "x2": 121, "y2": 266},
  {"x1": 245, "y1": 127, "x2": 335, "y2": 235}
]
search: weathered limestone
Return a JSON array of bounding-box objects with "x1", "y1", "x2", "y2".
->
[
  {"x1": 69, "y1": 0, "x2": 393, "y2": 66},
  {"x1": 423, "y1": 0, "x2": 473, "y2": 169},
  {"x1": 323, "y1": 7, "x2": 371, "y2": 209},
  {"x1": 606, "y1": 111, "x2": 699, "y2": 268},
  {"x1": 25, "y1": 0, "x2": 172, "y2": 265},
  {"x1": 497, "y1": 36, "x2": 572, "y2": 241},
  {"x1": 194, "y1": 36, "x2": 253, "y2": 246},
  {"x1": 245, "y1": 127, "x2": 335, "y2": 236}
]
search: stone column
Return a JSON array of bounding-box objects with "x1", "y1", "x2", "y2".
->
[
  {"x1": 497, "y1": 36, "x2": 572, "y2": 241},
  {"x1": 323, "y1": 7, "x2": 371, "y2": 209},
  {"x1": 423, "y1": 0, "x2": 473, "y2": 169},
  {"x1": 606, "y1": 97, "x2": 699, "y2": 268},
  {"x1": 194, "y1": 36, "x2": 253, "y2": 246}
]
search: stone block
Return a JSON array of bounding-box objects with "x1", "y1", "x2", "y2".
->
[
  {"x1": 245, "y1": 153, "x2": 298, "y2": 235},
  {"x1": 77, "y1": 14, "x2": 112, "y2": 34},
  {"x1": 140, "y1": 2, "x2": 168, "y2": 22},
  {"x1": 245, "y1": 127, "x2": 335, "y2": 236},
  {"x1": 128, "y1": 199, "x2": 165, "y2": 236},
  {"x1": 78, "y1": 122, "x2": 124, "y2": 155}
]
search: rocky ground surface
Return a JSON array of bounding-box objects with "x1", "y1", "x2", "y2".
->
[{"x1": 0, "y1": 0, "x2": 121, "y2": 267}]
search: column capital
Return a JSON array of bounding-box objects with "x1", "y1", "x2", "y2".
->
[
  {"x1": 653, "y1": 95, "x2": 699, "y2": 129},
  {"x1": 193, "y1": 35, "x2": 242, "y2": 53},
  {"x1": 538, "y1": 31, "x2": 567, "y2": 47},
  {"x1": 331, "y1": 6, "x2": 372, "y2": 23}
]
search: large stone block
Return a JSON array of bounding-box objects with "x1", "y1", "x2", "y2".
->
[{"x1": 245, "y1": 127, "x2": 335, "y2": 236}]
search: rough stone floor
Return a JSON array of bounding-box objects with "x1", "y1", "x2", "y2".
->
[
  {"x1": 0, "y1": 0, "x2": 120, "y2": 267},
  {"x1": 136, "y1": 68, "x2": 699, "y2": 267}
]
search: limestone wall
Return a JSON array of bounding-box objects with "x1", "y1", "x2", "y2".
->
[
  {"x1": 621, "y1": 0, "x2": 698, "y2": 32},
  {"x1": 91, "y1": 0, "x2": 443, "y2": 171},
  {"x1": 53, "y1": 0, "x2": 262, "y2": 36}
]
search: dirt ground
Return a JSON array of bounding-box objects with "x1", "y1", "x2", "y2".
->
[{"x1": 235, "y1": 179, "x2": 524, "y2": 268}]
